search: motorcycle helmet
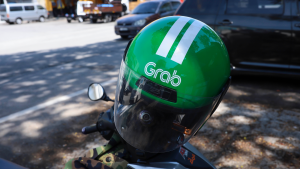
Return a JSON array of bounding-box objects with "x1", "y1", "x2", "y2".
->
[{"x1": 114, "y1": 16, "x2": 231, "y2": 153}]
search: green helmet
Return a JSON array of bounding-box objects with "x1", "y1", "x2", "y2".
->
[{"x1": 114, "y1": 16, "x2": 231, "y2": 153}]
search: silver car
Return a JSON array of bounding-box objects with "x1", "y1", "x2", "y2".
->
[{"x1": 0, "y1": 3, "x2": 48, "y2": 24}]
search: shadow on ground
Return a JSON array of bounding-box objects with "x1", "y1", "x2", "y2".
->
[
  {"x1": 225, "y1": 74, "x2": 300, "y2": 111},
  {"x1": 1, "y1": 98, "x2": 114, "y2": 169},
  {"x1": 0, "y1": 38, "x2": 127, "y2": 168},
  {"x1": 0, "y1": 38, "x2": 129, "y2": 117},
  {"x1": 191, "y1": 102, "x2": 300, "y2": 169}
]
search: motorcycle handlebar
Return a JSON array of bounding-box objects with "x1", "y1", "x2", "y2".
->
[
  {"x1": 81, "y1": 109, "x2": 116, "y2": 135},
  {"x1": 82, "y1": 124, "x2": 98, "y2": 134}
]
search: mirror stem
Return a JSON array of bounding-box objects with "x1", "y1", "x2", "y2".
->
[{"x1": 104, "y1": 95, "x2": 114, "y2": 102}]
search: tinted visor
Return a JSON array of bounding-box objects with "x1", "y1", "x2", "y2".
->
[{"x1": 114, "y1": 60, "x2": 230, "y2": 153}]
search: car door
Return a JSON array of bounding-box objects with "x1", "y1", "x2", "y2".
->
[
  {"x1": 0, "y1": 5, "x2": 7, "y2": 21},
  {"x1": 24, "y1": 5, "x2": 35, "y2": 20},
  {"x1": 175, "y1": 0, "x2": 222, "y2": 29},
  {"x1": 215, "y1": 0, "x2": 292, "y2": 71},
  {"x1": 9, "y1": 6, "x2": 24, "y2": 21},
  {"x1": 159, "y1": 2, "x2": 173, "y2": 17},
  {"x1": 290, "y1": 0, "x2": 300, "y2": 72},
  {"x1": 37, "y1": 5, "x2": 47, "y2": 18}
]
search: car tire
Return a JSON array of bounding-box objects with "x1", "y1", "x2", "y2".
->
[
  {"x1": 122, "y1": 4, "x2": 127, "y2": 12},
  {"x1": 39, "y1": 16, "x2": 45, "y2": 22},
  {"x1": 90, "y1": 19, "x2": 97, "y2": 23},
  {"x1": 15, "y1": 18, "x2": 22, "y2": 24},
  {"x1": 104, "y1": 14, "x2": 112, "y2": 23},
  {"x1": 6, "y1": 20, "x2": 13, "y2": 24},
  {"x1": 121, "y1": 35, "x2": 128, "y2": 39},
  {"x1": 112, "y1": 14, "x2": 120, "y2": 21}
]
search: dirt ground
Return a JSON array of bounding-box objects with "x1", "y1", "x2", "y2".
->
[
  {"x1": 191, "y1": 101, "x2": 300, "y2": 169},
  {"x1": 3, "y1": 102, "x2": 113, "y2": 169}
]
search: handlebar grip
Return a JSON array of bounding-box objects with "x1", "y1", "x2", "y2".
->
[{"x1": 82, "y1": 124, "x2": 98, "y2": 134}]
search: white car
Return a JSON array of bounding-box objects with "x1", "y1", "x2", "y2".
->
[{"x1": 0, "y1": 3, "x2": 48, "y2": 24}]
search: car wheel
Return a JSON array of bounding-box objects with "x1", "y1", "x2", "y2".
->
[
  {"x1": 39, "y1": 16, "x2": 45, "y2": 22},
  {"x1": 121, "y1": 35, "x2": 128, "y2": 39},
  {"x1": 90, "y1": 19, "x2": 97, "y2": 23},
  {"x1": 15, "y1": 18, "x2": 22, "y2": 24},
  {"x1": 122, "y1": 4, "x2": 127, "y2": 12},
  {"x1": 104, "y1": 15, "x2": 111, "y2": 23},
  {"x1": 6, "y1": 20, "x2": 13, "y2": 24},
  {"x1": 112, "y1": 15, "x2": 117, "y2": 21},
  {"x1": 78, "y1": 17, "x2": 83, "y2": 23}
]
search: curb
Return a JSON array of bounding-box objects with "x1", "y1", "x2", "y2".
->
[{"x1": 0, "y1": 17, "x2": 64, "y2": 25}]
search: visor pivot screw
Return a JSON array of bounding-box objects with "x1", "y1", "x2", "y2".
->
[
  {"x1": 122, "y1": 127, "x2": 125, "y2": 130},
  {"x1": 142, "y1": 114, "x2": 150, "y2": 121},
  {"x1": 139, "y1": 111, "x2": 151, "y2": 122}
]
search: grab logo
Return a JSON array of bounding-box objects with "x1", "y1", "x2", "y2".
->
[{"x1": 144, "y1": 62, "x2": 181, "y2": 87}]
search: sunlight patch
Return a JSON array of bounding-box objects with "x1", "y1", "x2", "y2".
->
[
  {"x1": 21, "y1": 80, "x2": 46, "y2": 86},
  {"x1": 21, "y1": 121, "x2": 44, "y2": 137},
  {"x1": 14, "y1": 95, "x2": 33, "y2": 103},
  {"x1": 226, "y1": 116, "x2": 254, "y2": 125}
]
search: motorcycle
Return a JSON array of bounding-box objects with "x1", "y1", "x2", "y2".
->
[
  {"x1": 65, "y1": 13, "x2": 77, "y2": 23},
  {"x1": 0, "y1": 83, "x2": 217, "y2": 169},
  {"x1": 81, "y1": 83, "x2": 217, "y2": 169}
]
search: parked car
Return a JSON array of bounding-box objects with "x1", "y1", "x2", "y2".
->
[
  {"x1": 176, "y1": 0, "x2": 300, "y2": 76},
  {"x1": 115, "y1": 0, "x2": 181, "y2": 39},
  {"x1": 0, "y1": 3, "x2": 48, "y2": 24}
]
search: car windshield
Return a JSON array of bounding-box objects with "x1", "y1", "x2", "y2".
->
[{"x1": 132, "y1": 2, "x2": 159, "y2": 14}]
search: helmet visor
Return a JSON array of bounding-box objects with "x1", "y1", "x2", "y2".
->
[{"x1": 114, "y1": 60, "x2": 230, "y2": 153}]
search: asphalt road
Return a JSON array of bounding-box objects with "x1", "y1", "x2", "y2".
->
[
  {"x1": 0, "y1": 19, "x2": 127, "y2": 117},
  {"x1": 0, "y1": 19, "x2": 299, "y2": 169},
  {"x1": 0, "y1": 19, "x2": 128, "y2": 168}
]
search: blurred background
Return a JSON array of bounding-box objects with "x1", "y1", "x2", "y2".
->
[{"x1": 0, "y1": 0, "x2": 300, "y2": 168}]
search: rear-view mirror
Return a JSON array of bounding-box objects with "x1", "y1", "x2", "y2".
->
[{"x1": 88, "y1": 83, "x2": 105, "y2": 101}]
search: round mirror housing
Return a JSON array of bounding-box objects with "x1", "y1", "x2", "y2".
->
[
  {"x1": 88, "y1": 83, "x2": 105, "y2": 101},
  {"x1": 87, "y1": 83, "x2": 114, "y2": 102}
]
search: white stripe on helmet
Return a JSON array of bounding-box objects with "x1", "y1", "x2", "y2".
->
[
  {"x1": 156, "y1": 17, "x2": 190, "y2": 58},
  {"x1": 171, "y1": 21, "x2": 205, "y2": 64},
  {"x1": 156, "y1": 17, "x2": 205, "y2": 65}
]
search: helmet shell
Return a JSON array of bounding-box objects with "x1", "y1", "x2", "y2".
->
[{"x1": 125, "y1": 16, "x2": 230, "y2": 109}]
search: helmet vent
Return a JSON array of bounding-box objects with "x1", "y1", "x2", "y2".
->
[{"x1": 136, "y1": 76, "x2": 177, "y2": 103}]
